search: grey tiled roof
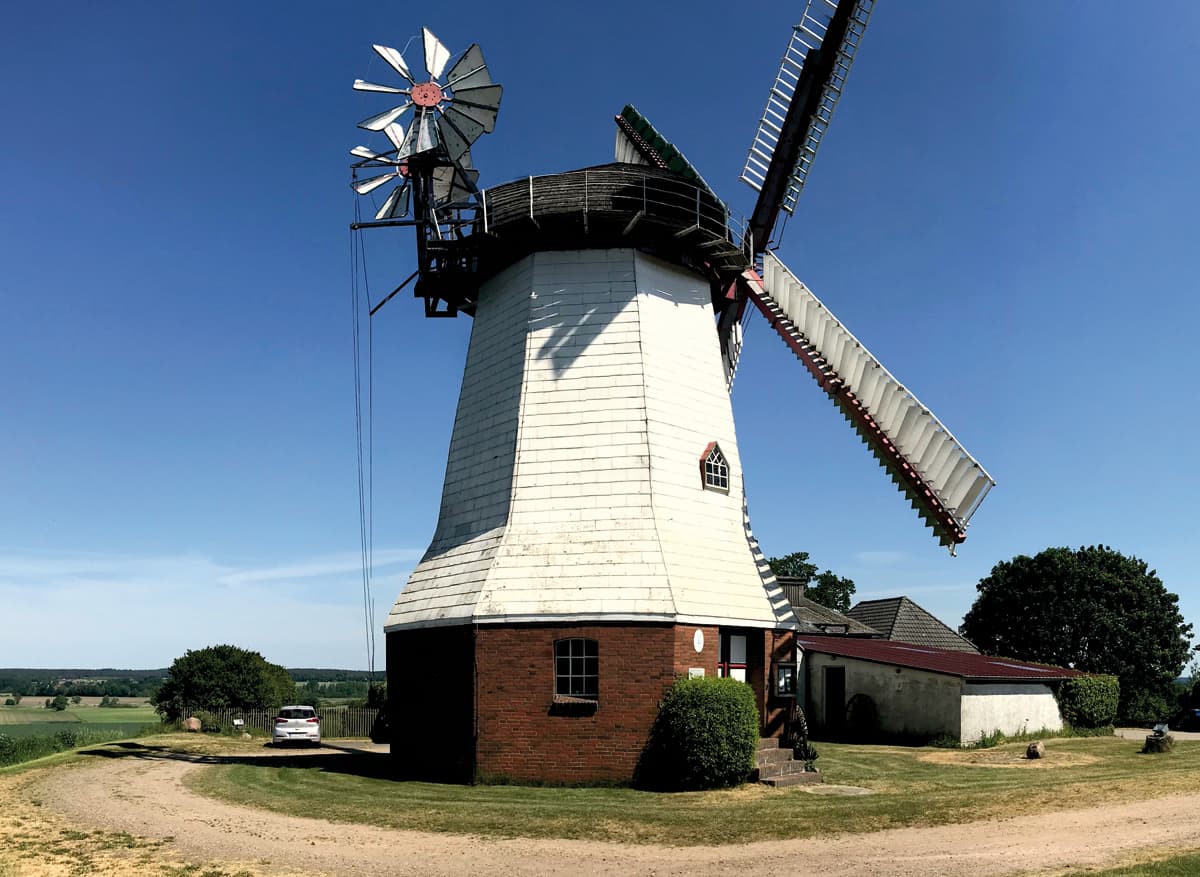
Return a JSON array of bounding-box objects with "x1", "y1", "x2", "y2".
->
[
  {"x1": 846, "y1": 597, "x2": 979, "y2": 653},
  {"x1": 775, "y1": 578, "x2": 882, "y2": 636}
]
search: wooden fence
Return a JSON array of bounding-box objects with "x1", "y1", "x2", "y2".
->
[{"x1": 188, "y1": 707, "x2": 379, "y2": 738}]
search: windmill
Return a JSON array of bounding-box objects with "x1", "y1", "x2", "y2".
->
[
  {"x1": 350, "y1": 27, "x2": 501, "y2": 317},
  {"x1": 350, "y1": 4, "x2": 995, "y2": 784}
]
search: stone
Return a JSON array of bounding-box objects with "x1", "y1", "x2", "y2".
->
[
  {"x1": 1142, "y1": 734, "x2": 1175, "y2": 754},
  {"x1": 182, "y1": 716, "x2": 202, "y2": 732},
  {"x1": 241, "y1": 732, "x2": 252, "y2": 740},
  {"x1": 1026, "y1": 741, "x2": 1045, "y2": 759}
]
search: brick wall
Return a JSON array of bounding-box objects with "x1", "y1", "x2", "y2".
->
[
  {"x1": 764, "y1": 629, "x2": 797, "y2": 738},
  {"x1": 672, "y1": 624, "x2": 718, "y2": 673},
  {"x1": 392, "y1": 621, "x2": 791, "y2": 784},
  {"x1": 475, "y1": 622, "x2": 678, "y2": 783}
]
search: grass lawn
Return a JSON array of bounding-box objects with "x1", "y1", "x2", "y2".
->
[
  {"x1": 1062, "y1": 851, "x2": 1200, "y2": 876},
  {"x1": 182, "y1": 736, "x2": 1200, "y2": 845}
]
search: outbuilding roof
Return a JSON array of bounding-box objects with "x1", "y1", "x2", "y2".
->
[
  {"x1": 847, "y1": 596, "x2": 979, "y2": 653},
  {"x1": 775, "y1": 578, "x2": 881, "y2": 636},
  {"x1": 797, "y1": 635, "x2": 1083, "y2": 682}
]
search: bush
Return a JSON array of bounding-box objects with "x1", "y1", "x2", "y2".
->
[
  {"x1": 636, "y1": 676, "x2": 758, "y2": 791},
  {"x1": 191, "y1": 710, "x2": 223, "y2": 733},
  {"x1": 153, "y1": 644, "x2": 296, "y2": 721},
  {"x1": 1057, "y1": 675, "x2": 1119, "y2": 728}
]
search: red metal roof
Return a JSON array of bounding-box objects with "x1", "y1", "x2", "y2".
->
[{"x1": 797, "y1": 635, "x2": 1083, "y2": 682}]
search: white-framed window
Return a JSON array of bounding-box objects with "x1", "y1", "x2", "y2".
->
[
  {"x1": 554, "y1": 638, "x2": 598, "y2": 700},
  {"x1": 700, "y1": 442, "x2": 730, "y2": 493}
]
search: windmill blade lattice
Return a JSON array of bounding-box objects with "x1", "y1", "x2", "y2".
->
[
  {"x1": 746, "y1": 251, "x2": 995, "y2": 551},
  {"x1": 352, "y1": 28, "x2": 502, "y2": 163},
  {"x1": 350, "y1": 123, "x2": 415, "y2": 220}
]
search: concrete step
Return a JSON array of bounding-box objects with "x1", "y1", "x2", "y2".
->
[
  {"x1": 755, "y1": 747, "x2": 795, "y2": 766},
  {"x1": 761, "y1": 771, "x2": 823, "y2": 789},
  {"x1": 757, "y1": 760, "x2": 809, "y2": 779},
  {"x1": 756, "y1": 737, "x2": 785, "y2": 751}
]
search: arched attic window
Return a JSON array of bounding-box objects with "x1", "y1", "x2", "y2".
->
[{"x1": 700, "y1": 442, "x2": 730, "y2": 493}]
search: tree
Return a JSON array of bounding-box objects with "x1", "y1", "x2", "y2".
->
[
  {"x1": 152, "y1": 645, "x2": 297, "y2": 721},
  {"x1": 961, "y1": 545, "x2": 1192, "y2": 723},
  {"x1": 767, "y1": 551, "x2": 857, "y2": 613},
  {"x1": 808, "y1": 571, "x2": 857, "y2": 615}
]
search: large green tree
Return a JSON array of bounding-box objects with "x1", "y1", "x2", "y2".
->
[
  {"x1": 961, "y1": 545, "x2": 1192, "y2": 722},
  {"x1": 767, "y1": 551, "x2": 857, "y2": 613},
  {"x1": 152, "y1": 644, "x2": 297, "y2": 721}
]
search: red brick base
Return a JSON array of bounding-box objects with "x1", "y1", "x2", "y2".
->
[{"x1": 387, "y1": 621, "x2": 796, "y2": 783}]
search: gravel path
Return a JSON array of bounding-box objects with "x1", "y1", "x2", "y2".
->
[{"x1": 26, "y1": 747, "x2": 1200, "y2": 877}]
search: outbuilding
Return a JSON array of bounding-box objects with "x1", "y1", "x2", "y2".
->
[{"x1": 798, "y1": 635, "x2": 1082, "y2": 744}]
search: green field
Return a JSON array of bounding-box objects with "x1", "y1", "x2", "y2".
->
[{"x1": 0, "y1": 705, "x2": 159, "y2": 738}]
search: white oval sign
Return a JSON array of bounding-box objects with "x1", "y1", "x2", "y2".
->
[{"x1": 693, "y1": 629, "x2": 705, "y2": 653}]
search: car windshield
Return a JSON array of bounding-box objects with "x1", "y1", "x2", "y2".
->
[{"x1": 279, "y1": 708, "x2": 315, "y2": 719}]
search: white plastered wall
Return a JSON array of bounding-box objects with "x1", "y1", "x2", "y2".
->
[
  {"x1": 805, "y1": 653, "x2": 962, "y2": 739},
  {"x1": 959, "y1": 683, "x2": 1063, "y2": 743},
  {"x1": 386, "y1": 248, "x2": 791, "y2": 631}
]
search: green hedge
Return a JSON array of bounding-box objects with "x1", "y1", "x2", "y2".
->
[
  {"x1": 636, "y1": 676, "x2": 758, "y2": 791},
  {"x1": 1057, "y1": 675, "x2": 1119, "y2": 728}
]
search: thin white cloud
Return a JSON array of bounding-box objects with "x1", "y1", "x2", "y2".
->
[
  {"x1": 0, "y1": 547, "x2": 418, "y2": 668},
  {"x1": 217, "y1": 548, "x2": 422, "y2": 586}
]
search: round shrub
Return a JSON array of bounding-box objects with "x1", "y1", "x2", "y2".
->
[
  {"x1": 639, "y1": 676, "x2": 758, "y2": 791},
  {"x1": 1057, "y1": 675, "x2": 1119, "y2": 728},
  {"x1": 53, "y1": 728, "x2": 80, "y2": 748}
]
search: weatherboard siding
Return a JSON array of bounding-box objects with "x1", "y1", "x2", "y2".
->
[
  {"x1": 384, "y1": 257, "x2": 532, "y2": 630},
  {"x1": 387, "y1": 249, "x2": 789, "y2": 630}
]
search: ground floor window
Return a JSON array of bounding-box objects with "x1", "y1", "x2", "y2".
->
[
  {"x1": 554, "y1": 638, "x2": 598, "y2": 699},
  {"x1": 718, "y1": 632, "x2": 747, "y2": 682}
]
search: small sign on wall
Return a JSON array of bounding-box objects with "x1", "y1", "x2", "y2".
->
[{"x1": 688, "y1": 667, "x2": 705, "y2": 678}]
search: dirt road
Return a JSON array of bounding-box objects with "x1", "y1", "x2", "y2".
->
[{"x1": 11, "y1": 746, "x2": 1200, "y2": 877}]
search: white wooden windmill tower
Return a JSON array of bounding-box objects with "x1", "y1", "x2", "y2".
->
[{"x1": 349, "y1": 2, "x2": 994, "y2": 783}]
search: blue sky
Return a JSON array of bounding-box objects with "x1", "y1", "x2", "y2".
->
[{"x1": 2, "y1": 2, "x2": 1198, "y2": 669}]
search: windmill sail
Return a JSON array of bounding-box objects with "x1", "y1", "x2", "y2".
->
[
  {"x1": 746, "y1": 251, "x2": 994, "y2": 551},
  {"x1": 741, "y1": 0, "x2": 874, "y2": 251}
]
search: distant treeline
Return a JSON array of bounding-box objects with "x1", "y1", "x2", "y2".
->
[
  {"x1": 292, "y1": 670, "x2": 383, "y2": 701},
  {"x1": 287, "y1": 669, "x2": 378, "y2": 683},
  {"x1": 0, "y1": 669, "x2": 165, "y2": 698},
  {"x1": 0, "y1": 667, "x2": 381, "y2": 701}
]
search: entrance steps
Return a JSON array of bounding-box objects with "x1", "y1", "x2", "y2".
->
[{"x1": 754, "y1": 737, "x2": 822, "y2": 788}]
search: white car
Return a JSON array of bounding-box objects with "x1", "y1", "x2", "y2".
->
[{"x1": 272, "y1": 705, "x2": 321, "y2": 746}]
